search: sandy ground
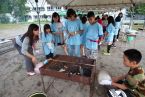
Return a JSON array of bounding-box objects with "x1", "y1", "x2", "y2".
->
[{"x1": 0, "y1": 26, "x2": 145, "y2": 97}]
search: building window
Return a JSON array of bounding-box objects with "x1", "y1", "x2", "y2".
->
[
  {"x1": 55, "y1": 6, "x2": 61, "y2": 11},
  {"x1": 34, "y1": 15, "x2": 38, "y2": 19},
  {"x1": 48, "y1": 15, "x2": 51, "y2": 18},
  {"x1": 33, "y1": 7, "x2": 45, "y2": 12},
  {"x1": 40, "y1": 15, "x2": 44, "y2": 18},
  {"x1": 47, "y1": 6, "x2": 54, "y2": 11},
  {"x1": 58, "y1": 7, "x2": 61, "y2": 9},
  {"x1": 51, "y1": 6, "x2": 53, "y2": 11},
  {"x1": 33, "y1": 7, "x2": 37, "y2": 11},
  {"x1": 47, "y1": 6, "x2": 50, "y2": 11},
  {"x1": 39, "y1": 7, "x2": 45, "y2": 11},
  {"x1": 55, "y1": 6, "x2": 58, "y2": 10},
  {"x1": 25, "y1": 15, "x2": 32, "y2": 20}
]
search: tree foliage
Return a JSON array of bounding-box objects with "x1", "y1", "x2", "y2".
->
[
  {"x1": 134, "y1": 3, "x2": 145, "y2": 15},
  {"x1": 0, "y1": 0, "x2": 28, "y2": 22}
]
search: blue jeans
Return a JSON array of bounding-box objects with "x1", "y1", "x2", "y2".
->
[{"x1": 67, "y1": 45, "x2": 80, "y2": 57}]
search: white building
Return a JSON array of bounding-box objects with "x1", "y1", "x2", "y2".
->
[{"x1": 25, "y1": 0, "x2": 66, "y2": 22}]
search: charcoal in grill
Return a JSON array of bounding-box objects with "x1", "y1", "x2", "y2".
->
[
  {"x1": 48, "y1": 62, "x2": 67, "y2": 71},
  {"x1": 69, "y1": 65, "x2": 80, "y2": 75},
  {"x1": 82, "y1": 67, "x2": 92, "y2": 77}
]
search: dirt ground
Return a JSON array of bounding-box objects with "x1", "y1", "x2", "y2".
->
[{"x1": 0, "y1": 25, "x2": 145, "y2": 97}]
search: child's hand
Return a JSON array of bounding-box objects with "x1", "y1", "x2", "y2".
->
[
  {"x1": 112, "y1": 74, "x2": 127, "y2": 82},
  {"x1": 112, "y1": 77, "x2": 120, "y2": 82},
  {"x1": 32, "y1": 56, "x2": 38, "y2": 64},
  {"x1": 112, "y1": 82, "x2": 128, "y2": 90},
  {"x1": 98, "y1": 41, "x2": 102, "y2": 45},
  {"x1": 47, "y1": 43, "x2": 53, "y2": 49},
  {"x1": 69, "y1": 32, "x2": 75, "y2": 36}
]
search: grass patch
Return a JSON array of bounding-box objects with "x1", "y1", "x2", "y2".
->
[
  {"x1": 0, "y1": 24, "x2": 28, "y2": 30},
  {"x1": 132, "y1": 24, "x2": 144, "y2": 30},
  {"x1": 0, "y1": 21, "x2": 50, "y2": 30}
]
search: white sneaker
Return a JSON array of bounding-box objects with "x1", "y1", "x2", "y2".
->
[{"x1": 27, "y1": 72, "x2": 35, "y2": 76}]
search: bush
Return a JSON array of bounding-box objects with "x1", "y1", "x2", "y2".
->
[{"x1": 0, "y1": 14, "x2": 10, "y2": 23}]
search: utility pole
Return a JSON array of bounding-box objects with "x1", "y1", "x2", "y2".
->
[{"x1": 35, "y1": 0, "x2": 42, "y2": 34}]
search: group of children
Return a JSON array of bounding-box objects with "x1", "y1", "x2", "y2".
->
[
  {"x1": 14, "y1": 8, "x2": 145, "y2": 97},
  {"x1": 41, "y1": 9, "x2": 123, "y2": 60}
]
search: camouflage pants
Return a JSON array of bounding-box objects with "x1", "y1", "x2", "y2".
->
[{"x1": 85, "y1": 48, "x2": 98, "y2": 60}]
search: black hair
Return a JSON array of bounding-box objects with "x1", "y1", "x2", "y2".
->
[
  {"x1": 81, "y1": 15, "x2": 87, "y2": 24},
  {"x1": 51, "y1": 12, "x2": 60, "y2": 23},
  {"x1": 102, "y1": 16, "x2": 105, "y2": 20},
  {"x1": 124, "y1": 49, "x2": 142, "y2": 64},
  {"x1": 115, "y1": 12, "x2": 123, "y2": 22},
  {"x1": 95, "y1": 16, "x2": 100, "y2": 20},
  {"x1": 87, "y1": 11, "x2": 95, "y2": 18},
  {"x1": 115, "y1": 16, "x2": 121, "y2": 22},
  {"x1": 108, "y1": 16, "x2": 115, "y2": 27},
  {"x1": 78, "y1": 14, "x2": 82, "y2": 19},
  {"x1": 43, "y1": 24, "x2": 51, "y2": 37},
  {"x1": 67, "y1": 8, "x2": 77, "y2": 18},
  {"x1": 118, "y1": 12, "x2": 123, "y2": 16},
  {"x1": 102, "y1": 14, "x2": 108, "y2": 20},
  {"x1": 21, "y1": 24, "x2": 39, "y2": 46}
]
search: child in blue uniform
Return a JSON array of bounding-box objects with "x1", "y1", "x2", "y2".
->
[
  {"x1": 51, "y1": 12, "x2": 64, "y2": 45},
  {"x1": 51, "y1": 12, "x2": 68, "y2": 55},
  {"x1": 80, "y1": 15, "x2": 88, "y2": 56},
  {"x1": 64, "y1": 9, "x2": 83, "y2": 57},
  {"x1": 103, "y1": 16, "x2": 116, "y2": 55},
  {"x1": 41, "y1": 24, "x2": 54, "y2": 59},
  {"x1": 86, "y1": 11, "x2": 103, "y2": 59},
  {"x1": 112, "y1": 12, "x2": 123, "y2": 47}
]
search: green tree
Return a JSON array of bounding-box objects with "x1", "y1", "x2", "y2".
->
[
  {"x1": 134, "y1": 3, "x2": 145, "y2": 15},
  {"x1": 0, "y1": 0, "x2": 11, "y2": 13},
  {"x1": 0, "y1": 0, "x2": 28, "y2": 23}
]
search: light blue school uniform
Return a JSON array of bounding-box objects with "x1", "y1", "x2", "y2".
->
[
  {"x1": 86, "y1": 22, "x2": 103, "y2": 50},
  {"x1": 81, "y1": 23, "x2": 88, "y2": 46},
  {"x1": 64, "y1": 19, "x2": 83, "y2": 45},
  {"x1": 41, "y1": 32, "x2": 54, "y2": 55},
  {"x1": 105, "y1": 23, "x2": 116, "y2": 42},
  {"x1": 61, "y1": 18, "x2": 68, "y2": 42},
  {"x1": 114, "y1": 22, "x2": 121, "y2": 35},
  {"x1": 51, "y1": 22, "x2": 64, "y2": 44},
  {"x1": 64, "y1": 19, "x2": 83, "y2": 57}
]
